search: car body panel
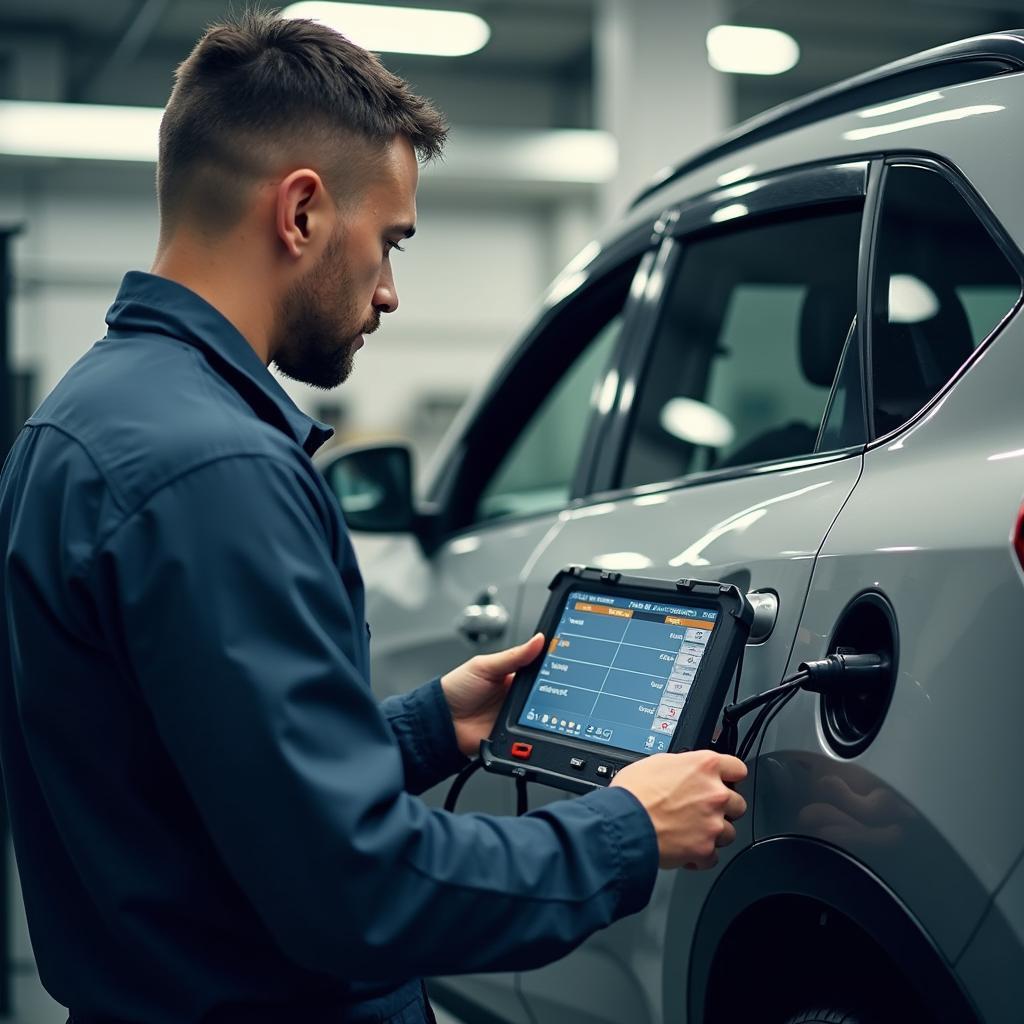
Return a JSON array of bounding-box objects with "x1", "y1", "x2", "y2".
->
[
  {"x1": 758, "y1": 310, "x2": 1024, "y2": 961},
  {"x1": 513, "y1": 454, "x2": 863, "y2": 1024},
  {"x1": 956, "y1": 850, "x2": 1024, "y2": 1023}
]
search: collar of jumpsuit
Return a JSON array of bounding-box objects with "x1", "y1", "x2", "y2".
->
[{"x1": 106, "y1": 270, "x2": 336, "y2": 456}]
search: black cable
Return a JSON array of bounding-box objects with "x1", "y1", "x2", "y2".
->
[
  {"x1": 515, "y1": 776, "x2": 529, "y2": 816},
  {"x1": 737, "y1": 687, "x2": 797, "y2": 761},
  {"x1": 730, "y1": 642, "x2": 747, "y2": 705},
  {"x1": 444, "y1": 757, "x2": 483, "y2": 812}
]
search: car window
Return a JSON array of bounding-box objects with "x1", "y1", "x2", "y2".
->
[
  {"x1": 619, "y1": 204, "x2": 863, "y2": 491},
  {"x1": 476, "y1": 316, "x2": 622, "y2": 523},
  {"x1": 470, "y1": 259, "x2": 638, "y2": 525},
  {"x1": 870, "y1": 165, "x2": 1022, "y2": 438}
]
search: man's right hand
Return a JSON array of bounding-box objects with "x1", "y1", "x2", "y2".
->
[{"x1": 610, "y1": 751, "x2": 748, "y2": 870}]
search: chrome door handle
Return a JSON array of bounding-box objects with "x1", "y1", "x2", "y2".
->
[{"x1": 458, "y1": 588, "x2": 510, "y2": 644}]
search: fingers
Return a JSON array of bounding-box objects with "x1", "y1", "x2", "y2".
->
[
  {"x1": 478, "y1": 633, "x2": 544, "y2": 676},
  {"x1": 716, "y1": 754, "x2": 748, "y2": 784},
  {"x1": 715, "y1": 820, "x2": 736, "y2": 848},
  {"x1": 724, "y1": 789, "x2": 747, "y2": 822}
]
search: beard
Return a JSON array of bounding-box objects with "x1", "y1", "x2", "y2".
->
[{"x1": 272, "y1": 233, "x2": 380, "y2": 390}]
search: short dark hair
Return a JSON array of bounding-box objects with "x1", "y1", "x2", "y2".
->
[{"x1": 157, "y1": 9, "x2": 447, "y2": 233}]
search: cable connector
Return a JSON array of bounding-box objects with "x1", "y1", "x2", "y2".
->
[{"x1": 798, "y1": 648, "x2": 890, "y2": 693}]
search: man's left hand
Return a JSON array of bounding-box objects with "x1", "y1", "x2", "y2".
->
[{"x1": 441, "y1": 633, "x2": 546, "y2": 758}]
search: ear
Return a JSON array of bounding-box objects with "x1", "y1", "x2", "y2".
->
[{"x1": 274, "y1": 168, "x2": 331, "y2": 260}]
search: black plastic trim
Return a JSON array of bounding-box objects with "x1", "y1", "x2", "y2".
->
[
  {"x1": 668, "y1": 161, "x2": 868, "y2": 240},
  {"x1": 631, "y1": 32, "x2": 1024, "y2": 210},
  {"x1": 687, "y1": 837, "x2": 980, "y2": 1023}
]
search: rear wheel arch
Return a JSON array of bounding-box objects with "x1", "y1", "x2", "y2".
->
[{"x1": 681, "y1": 837, "x2": 978, "y2": 1023}]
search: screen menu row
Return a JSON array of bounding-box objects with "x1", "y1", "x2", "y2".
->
[{"x1": 517, "y1": 590, "x2": 718, "y2": 755}]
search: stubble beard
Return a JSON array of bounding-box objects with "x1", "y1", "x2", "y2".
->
[{"x1": 272, "y1": 238, "x2": 380, "y2": 390}]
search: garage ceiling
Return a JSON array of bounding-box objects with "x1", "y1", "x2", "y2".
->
[{"x1": 1, "y1": 0, "x2": 1022, "y2": 127}]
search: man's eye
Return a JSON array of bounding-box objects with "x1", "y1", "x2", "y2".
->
[{"x1": 385, "y1": 241, "x2": 405, "y2": 256}]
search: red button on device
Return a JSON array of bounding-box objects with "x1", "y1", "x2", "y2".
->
[{"x1": 510, "y1": 742, "x2": 534, "y2": 760}]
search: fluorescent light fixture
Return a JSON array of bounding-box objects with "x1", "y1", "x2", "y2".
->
[
  {"x1": 0, "y1": 100, "x2": 161, "y2": 161},
  {"x1": 0, "y1": 100, "x2": 614, "y2": 190},
  {"x1": 711, "y1": 203, "x2": 748, "y2": 223},
  {"x1": 281, "y1": 2, "x2": 490, "y2": 56},
  {"x1": 857, "y1": 91, "x2": 943, "y2": 119},
  {"x1": 707, "y1": 25, "x2": 799, "y2": 75},
  {"x1": 888, "y1": 274, "x2": 939, "y2": 324},
  {"x1": 843, "y1": 104, "x2": 1004, "y2": 141}
]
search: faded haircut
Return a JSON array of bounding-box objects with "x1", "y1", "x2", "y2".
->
[{"x1": 157, "y1": 8, "x2": 447, "y2": 236}]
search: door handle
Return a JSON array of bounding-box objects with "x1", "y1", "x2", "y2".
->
[{"x1": 458, "y1": 587, "x2": 510, "y2": 644}]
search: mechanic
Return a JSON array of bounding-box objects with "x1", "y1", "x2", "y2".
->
[{"x1": 0, "y1": 12, "x2": 747, "y2": 1024}]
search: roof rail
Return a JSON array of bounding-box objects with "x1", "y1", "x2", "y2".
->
[{"x1": 631, "y1": 30, "x2": 1024, "y2": 208}]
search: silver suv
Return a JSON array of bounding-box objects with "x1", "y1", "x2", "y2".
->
[{"x1": 318, "y1": 32, "x2": 1024, "y2": 1024}]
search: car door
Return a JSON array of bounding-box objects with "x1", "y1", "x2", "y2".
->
[{"x1": 513, "y1": 162, "x2": 875, "y2": 1024}]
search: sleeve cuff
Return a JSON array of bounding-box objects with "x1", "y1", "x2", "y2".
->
[
  {"x1": 578, "y1": 784, "x2": 660, "y2": 918},
  {"x1": 380, "y1": 678, "x2": 469, "y2": 795}
]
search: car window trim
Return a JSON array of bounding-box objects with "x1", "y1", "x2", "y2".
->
[
  {"x1": 588, "y1": 159, "x2": 872, "y2": 501},
  {"x1": 864, "y1": 154, "x2": 1024, "y2": 449},
  {"x1": 577, "y1": 446, "x2": 865, "y2": 512},
  {"x1": 427, "y1": 221, "x2": 663, "y2": 538}
]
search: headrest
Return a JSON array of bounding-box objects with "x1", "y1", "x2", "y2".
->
[{"x1": 799, "y1": 284, "x2": 856, "y2": 388}]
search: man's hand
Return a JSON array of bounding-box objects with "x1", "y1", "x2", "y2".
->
[
  {"x1": 441, "y1": 634, "x2": 546, "y2": 758},
  {"x1": 611, "y1": 751, "x2": 748, "y2": 869}
]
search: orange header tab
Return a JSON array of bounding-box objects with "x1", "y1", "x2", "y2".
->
[
  {"x1": 664, "y1": 615, "x2": 713, "y2": 629},
  {"x1": 574, "y1": 601, "x2": 633, "y2": 619}
]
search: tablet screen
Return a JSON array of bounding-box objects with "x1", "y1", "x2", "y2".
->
[{"x1": 516, "y1": 589, "x2": 719, "y2": 755}]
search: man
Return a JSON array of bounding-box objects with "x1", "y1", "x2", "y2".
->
[{"x1": 0, "y1": 12, "x2": 747, "y2": 1023}]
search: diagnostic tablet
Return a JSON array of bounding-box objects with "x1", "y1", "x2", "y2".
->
[{"x1": 481, "y1": 566, "x2": 753, "y2": 794}]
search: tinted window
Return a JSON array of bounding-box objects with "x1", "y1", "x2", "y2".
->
[
  {"x1": 620, "y1": 204, "x2": 863, "y2": 490},
  {"x1": 476, "y1": 317, "x2": 621, "y2": 522},
  {"x1": 870, "y1": 165, "x2": 1021, "y2": 437},
  {"x1": 472, "y1": 261, "x2": 637, "y2": 524}
]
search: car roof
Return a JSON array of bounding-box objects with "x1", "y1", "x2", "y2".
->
[{"x1": 603, "y1": 30, "x2": 1024, "y2": 252}]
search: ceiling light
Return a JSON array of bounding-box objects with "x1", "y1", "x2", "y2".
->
[
  {"x1": 0, "y1": 100, "x2": 161, "y2": 161},
  {"x1": 281, "y1": 2, "x2": 490, "y2": 56},
  {"x1": 707, "y1": 25, "x2": 799, "y2": 76}
]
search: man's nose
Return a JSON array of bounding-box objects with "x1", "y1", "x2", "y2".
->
[{"x1": 373, "y1": 266, "x2": 399, "y2": 314}]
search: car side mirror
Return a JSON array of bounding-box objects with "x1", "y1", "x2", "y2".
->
[{"x1": 317, "y1": 443, "x2": 417, "y2": 533}]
